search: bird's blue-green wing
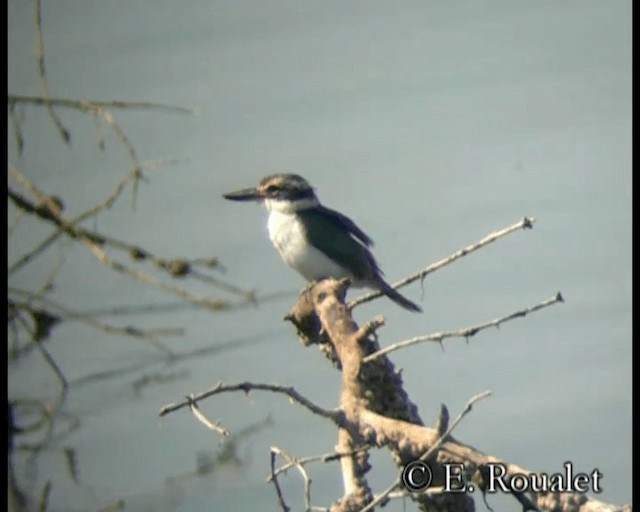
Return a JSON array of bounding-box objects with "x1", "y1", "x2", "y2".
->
[
  {"x1": 297, "y1": 207, "x2": 381, "y2": 280},
  {"x1": 315, "y1": 206, "x2": 375, "y2": 247}
]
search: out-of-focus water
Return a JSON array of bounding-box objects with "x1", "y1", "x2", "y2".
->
[{"x1": 8, "y1": 1, "x2": 631, "y2": 511}]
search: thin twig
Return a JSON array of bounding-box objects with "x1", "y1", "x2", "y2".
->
[
  {"x1": 270, "y1": 449, "x2": 291, "y2": 512},
  {"x1": 59, "y1": 301, "x2": 215, "y2": 318},
  {"x1": 159, "y1": 382, "x2": 339, "y2": 424},
  {"x1": 84, "y1": 243, "x2": 231, "y2": 311},
  {"x1": 11, "y1": 394, "x2": 80, "y2": 453},
  {"x1": 73, "y1": 158, "x2": 183, "y2": 225},
  {"x1": 270, "y1": 446, "x2": 314, "y2": 512},
  {"x1": 8, "y1": 229, "x2": 62, "y2": 276},
  {"x1": 8, "y1": 159, "x2": 178, "y2": 276},
  {"x1": 363, "y1": 293, "x2": 564, "y2": 363},
  {"x1": 7, "y1": 172, "x2": 236, "y2": 311},
  {"x1": 34, "y1": 339, "x2": 68, "y2": 390},
  {"x1": 9, "y1": 303, "x2": 67, "y2": 387},
  {"x1": 10, "y1": 290, "x2": 181, "y2": 352},
  {"x1": 268, "y1": 446, "x2": 370, "y2": 481},
  {"x1": 8, "y1": 94, "x2": 195, "y2": 114},
  {"x1": 8, "y1": 102, "x2": 25, "y2": 155},
  {"x1": 19, "y1": 251, "x2": 67, "y2": 310},
  {"x1": 8, "y1": 164, "x2": 252, "y2": 302},
  {"x1": 187, "y1": 397, "x2": 230, "y2": 437},
  {"x1": 349, "y1": 217, "x2": 536, "y2": 309},
  {"x1": 7, "y1": 205, "x2": 26, "y2": 236},
  {"x1": 34, "y1": 0, "x2": 70, "y2": 145},
  {"x1": 94, "y1": 108, "x2": 145, "y2": 206}
]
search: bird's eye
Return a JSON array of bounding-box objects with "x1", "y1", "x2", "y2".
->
[{"x1": 265, "y1": 185, "x2": 279, "y2": 195}]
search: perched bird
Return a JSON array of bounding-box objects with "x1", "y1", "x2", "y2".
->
[{"x1": 223, "y1": 174, "x2": 421, "y2": 312}]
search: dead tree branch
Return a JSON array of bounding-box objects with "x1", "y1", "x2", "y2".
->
[
  {"x1": 158, "y1": 382, "x2": 341, "y2": 424},
  {"x1": 8, "y1": 94, "x2": 195, "y2": 115},
  {"x1": 34, "y1": 0, "x2": 70, "y2": 145},
  {"x1": 349, "y1": 216, "x2": 535, "y2": 309},
  {"x1": 156, "y1": 226, "x2": 627, "y2": 512},
  {"x1": 363, "y1": 292, "x2": 564, "y2": 363},
  {"x1": 270, "y1": 446, "x2": 314, "y2": 512},
  {"x1": 8, "y1": 169, "x2": 242, "y2": 310}
]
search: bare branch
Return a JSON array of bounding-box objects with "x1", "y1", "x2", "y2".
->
[
  {"x1": 268, "y1": 446, "x2": 370, "y2": 482},
  {"x1": 34, "y1": 0, "x2": 70, "y2": 145},
  {"x1": 74, "y1": 158, "x2": 183, "y2": 225},
  {"x1": 8, "y1": 306, "x2": 66, "y2": 387},
  {"x1": 8, "y1": 159, "x2": 180, "y2": 276},
  {"x1": 187, "y1": 398, "x2": 229, "y2": 437},
  {"x1": 15, "y1": 251, "x2": 67, "y2": 313},
  {"x1": 9, "y1": 229, "x2": 63, "y2": 276},
  {"x1": 349, "y1": 216, "x2": 536, "y2": 309},
  {"x1": 34, "y1": 338, "x2": 68, "y2": 390},
  {"x1": 8, "y1": 101, "x2": 25, "y2": 155},
  {"x1": 158, "y1": 382, "x2": 340, "y2": 425},
  {"x1": 8, "y1": 94, "x2": 195, "y2": 114},
  {"x1": 270, "y1": 449, "x2": 291, "y2": 512},
  {"x1": 94, "y1": 108, "x2": 147, "y2": 206},
  {"x1": 8, "y1": 170, "x2": 239, "y2": 309},
  {"x1": 83, "y1": 242, "x2": 231, "y2": 311},
  {"x1": 11, "y1": 289, "x2": 181, "y2": 351},
  {"x1": 363, "y1": 292, "x2": 564, "y2": 363},
  {"x1": 270, "y1": 446, "x2": 313, "y2": 512}
]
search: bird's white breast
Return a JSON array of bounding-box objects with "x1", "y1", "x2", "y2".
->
[{"x1": 267, "y1": 209, "x2": 348, "y2": 282}]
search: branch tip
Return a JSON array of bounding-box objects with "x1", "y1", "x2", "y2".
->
[{"x1": 355, "y1": 316, "x2": 385, "y2": 342}]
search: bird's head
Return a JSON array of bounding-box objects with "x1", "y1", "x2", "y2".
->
[{"x1": 223, "y1": 174, "x2": 319, "y2": 212}]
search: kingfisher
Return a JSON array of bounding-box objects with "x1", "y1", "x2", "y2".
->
[{"x1": 223, "y1": 174, "x2": 422, "y2": 312}]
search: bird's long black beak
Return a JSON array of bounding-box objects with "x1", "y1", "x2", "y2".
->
[{"x1": 222, "y1": 187, "x2": 263, "y2": 202}]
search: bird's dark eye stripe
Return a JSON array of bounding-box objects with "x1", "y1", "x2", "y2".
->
[
  {"x1": 288, "y1": 188, "x2": 315, "y2": 200},
  {"x1": 263, "y1": 185, "x2": 314, "y2": 201}
]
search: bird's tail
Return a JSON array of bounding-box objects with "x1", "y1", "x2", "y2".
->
[{"x1": 375, "y1": 278, "x2": 422, "y2": 313}]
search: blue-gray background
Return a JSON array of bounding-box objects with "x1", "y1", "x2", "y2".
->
[{"x1": 8, "y1": 1, "x2": 631, "y2": 511}]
